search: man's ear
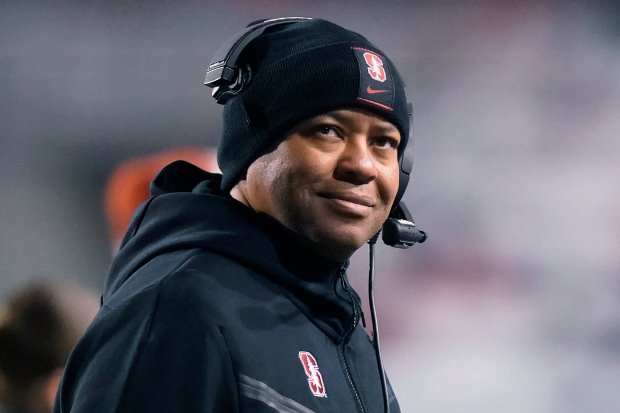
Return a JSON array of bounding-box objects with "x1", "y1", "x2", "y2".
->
[{"x1": 229, "y1": 180, "x2": 251, "y2": 207}]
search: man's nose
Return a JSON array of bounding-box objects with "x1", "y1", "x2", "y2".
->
[{"x1": 333, "y1": 139, "x2": 378, "y2": 184}]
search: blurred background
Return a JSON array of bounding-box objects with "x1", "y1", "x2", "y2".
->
[{"x1": 1, "y1": 0, "x2": 619, "y2": 412}]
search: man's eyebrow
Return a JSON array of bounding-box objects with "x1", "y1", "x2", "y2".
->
[
  {"x1": 373, "y1": 124, "x2": 400, "y2": 135},
  {"x1": 322, "y1": 111, "x2": 400, "y2": 134}
]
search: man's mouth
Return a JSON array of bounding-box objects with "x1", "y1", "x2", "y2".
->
[{"x1": 317, "y1": 192, "x2": 375, "y2": 216}]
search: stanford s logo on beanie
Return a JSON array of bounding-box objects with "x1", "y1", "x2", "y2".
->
[
  {"x1": 352, "y1": 47, "x2": 395, "y2": 111},
  {"x1": 363, "y1": 52, "x2": 387, "y2": 82}
]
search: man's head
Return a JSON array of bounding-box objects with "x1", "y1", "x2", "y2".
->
[
  {"x1": 231, "y1": 108, "x2": 401, "y2": 261},
  {"x1": 211, "y1": 18, "x2": 411, "y2": 260}
]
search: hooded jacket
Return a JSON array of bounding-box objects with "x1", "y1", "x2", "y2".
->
[{"x1": 54, "y1": 161, "x2": 401, "y2": 413}]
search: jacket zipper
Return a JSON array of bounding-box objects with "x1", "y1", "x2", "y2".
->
[{"x1": 337, "y1": 267, "x2": 366, "y2": 413}]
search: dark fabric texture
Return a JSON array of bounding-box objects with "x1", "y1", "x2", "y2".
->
[
  {"x1": 53, "y1": 161, "x2": 401, "y2": 413},
  {"x1": 217, "y1": 18, "x2": 410, "y2": 191}
]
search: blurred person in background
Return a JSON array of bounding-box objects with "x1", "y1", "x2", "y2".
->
[
  {"x1": 54, "y1": 17, "x2": 425, "y2": 412},
  {"x1": 0, "y1": 281, "x2": 98, "y2": 413}
]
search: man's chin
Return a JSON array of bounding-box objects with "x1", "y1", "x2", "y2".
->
[
  {"x1": 307, "y1": 231, "x2": 370, "y2": 262},
  {"x1": 286, "y1": 216, "x2": 380, "y2": 261}
]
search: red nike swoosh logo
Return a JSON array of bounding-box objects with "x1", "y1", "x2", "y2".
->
[{"x1": 367, "y1": 85, "x2": 389, "y2": 94}]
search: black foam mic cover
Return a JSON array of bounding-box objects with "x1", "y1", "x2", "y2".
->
[{"x1": 382, "y1": 202, "x2": 426, "y2": 248}]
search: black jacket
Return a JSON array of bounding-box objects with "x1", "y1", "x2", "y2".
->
[{"x1": 54, "y1": 161, "x2": 400, "y2": 413}]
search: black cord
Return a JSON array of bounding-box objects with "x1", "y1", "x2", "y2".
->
[{"x1": 368, "y1": 235, "x2": 390, "y2": 413}]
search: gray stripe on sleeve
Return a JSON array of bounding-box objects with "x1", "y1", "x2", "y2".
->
[{"x1": 238, "y1": 374, "x2": 316, "y2": 413}]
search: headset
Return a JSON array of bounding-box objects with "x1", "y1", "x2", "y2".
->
[{"x1": 205, "y1": 17, "x2": 426, "y2": 248}]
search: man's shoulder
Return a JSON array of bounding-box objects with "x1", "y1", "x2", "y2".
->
[
  {"x1": 103, "y1": 247, "x2": 286, "y2": 322},
  {"x1": 162, "y1": 249, "x2": 289, "y2": 306}
]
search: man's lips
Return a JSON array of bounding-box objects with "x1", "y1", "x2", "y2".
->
[{"x1": 317, "y1": 192, "x2": 375, "y2": 208}]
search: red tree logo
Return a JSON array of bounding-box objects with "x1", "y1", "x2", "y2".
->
[
  {"x1": 363, "y1": 52, "x2": 387, "y2": 82},
  {"x1": 298, "y1": 351, "x2": 327, "y2": 398}
]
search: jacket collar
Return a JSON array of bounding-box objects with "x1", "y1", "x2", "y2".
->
[{"x1": 107, "y1": 161, "x2": 359, "y2": 342}]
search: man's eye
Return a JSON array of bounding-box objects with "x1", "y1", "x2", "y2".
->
[
  {"x1": 316, "y1": 125, "x2": 340, "y2": 137},
  {"x1": 318, "y1": 125, "x2": 336, "y2": 135},
  {"x1": 374, "y1": 137, "x2": 399, "y2": 149}
]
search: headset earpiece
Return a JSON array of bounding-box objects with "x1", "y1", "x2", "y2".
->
[
  {"x1": 382, "y1": 103, "x2": 427, "y2": 248},
  {"x1": 205, "y1": 17, "x2": 312, "y2": 105},
  {"x1": 210, "y1": 63, "x2": 253, "y2": 104},
  {"x1": 389, "y1": 101, "x2": 413, "y2": 216}
]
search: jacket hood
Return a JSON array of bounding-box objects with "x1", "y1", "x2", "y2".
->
[{"x1": 102, "y1": 160, "x2": 358, "y2": 341}]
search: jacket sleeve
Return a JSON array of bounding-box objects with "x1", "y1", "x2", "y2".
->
[{"x1": 55, "y1": 269, "x2": 239, "y2": 413}]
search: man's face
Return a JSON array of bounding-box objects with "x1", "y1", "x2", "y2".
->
[{"x1": 233, "y1": 108, "x2": 401, "y2": 261}]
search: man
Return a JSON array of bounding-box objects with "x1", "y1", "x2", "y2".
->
[{"x1": 55, "y1": 17, "x2": 416, "y2": 412}]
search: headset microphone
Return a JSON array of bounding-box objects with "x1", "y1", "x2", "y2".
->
[{"x1": 382, "y1": 202, "x2": 427, "y2": 248}]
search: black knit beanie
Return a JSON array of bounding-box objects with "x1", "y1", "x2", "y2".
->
[{"x1": 216, "y1": 18, "x2": 410, "y2": 192}]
